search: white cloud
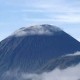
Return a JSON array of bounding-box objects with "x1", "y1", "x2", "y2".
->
[
  {"x1": 54, "y1": 14, "x2": 80, "y2": 23},
  {"x1": 24, "y1": 14, "x2": 80, "y2": 23},
  {"x1": 1, "y1": 0, "x2": 80, "y2": 23},
  {"x1": 23, "y1": 0, "x2": 80, "y2": 23},
  {"x1": 2, "y1": 63, "x2": 80, "y2": 80},
  {"x1": 12, "y1": 25, "x2": 61, "y2": 37},
  {"x1": 66, "y1": 51, "x2": 80, "y2": 56},
  {"x1": 22, "y1": 64, "x2": 80, "y2": 80}
]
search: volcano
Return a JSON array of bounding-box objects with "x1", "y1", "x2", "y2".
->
[{"x1": 0, "y1": 24, "x2": 80, "y2": 79}]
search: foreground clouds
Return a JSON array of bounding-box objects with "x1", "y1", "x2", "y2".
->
[
  {"x1": 22, "y1": 64, "x2": 80, "y2": 80},
  {"x1": 2, "y1": 63, "x2": 80, "y2": 80}
]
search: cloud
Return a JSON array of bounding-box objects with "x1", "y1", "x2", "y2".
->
[
  {"x1": 22, "y1": 64, "x2": 80, "y2": 80},
  {"x1": 12, "y1": 25, "x2": 60, "y2": 37},
  {"x1": 23, "y1": 0, "x2": 80, "y2": 23},
  {"x1": 2, "y1": 63, "x2": 80, "y2": 80},
  {"x1": 1, "y1": 0, "x2": 80, "y2": 23},
  {"x1": 65, "y1": 51, "x2": 80, "y2": 56},
  {"x1": 24, "y1": 14, "x2": 80, "y2": 23},
  {"x1": 54, "y1": 14, "x2": 80, "y2": 23}
]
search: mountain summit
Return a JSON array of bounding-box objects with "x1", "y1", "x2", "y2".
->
[
  {"x1": 0, "y1": 24, "x2": 80, "y2": 79},
  {"x1": 13, "y1": 24, "x2": 61, "y2": 37}
]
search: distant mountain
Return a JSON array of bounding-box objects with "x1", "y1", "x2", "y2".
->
[{"x1": 0, "y1": 24, "x2": 80, "y2": 79}]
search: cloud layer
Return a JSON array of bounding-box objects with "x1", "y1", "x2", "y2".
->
[
  {"x1": 22, "y1": 64, "x2": 80, "y2": 80},
  {"x1": 0, "y1": 0, "x2": 80, "y2": 23},
  {"x1": 2, "y1": 63, "x2": 80, "y2": 80}
]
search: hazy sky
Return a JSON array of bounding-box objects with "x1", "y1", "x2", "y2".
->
[{"x1": 0, "y1": 0, "x2": 80, "y2": 41}]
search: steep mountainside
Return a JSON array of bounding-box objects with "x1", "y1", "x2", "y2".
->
[{"x1": 0, "y1": 24, "x2": 80, "y2": 79}]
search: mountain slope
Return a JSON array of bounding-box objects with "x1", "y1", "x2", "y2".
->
[{"x1": 0, "y1": 24, "x2": 80, "y2": 78}]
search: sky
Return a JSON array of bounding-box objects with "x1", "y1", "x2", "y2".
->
[{"x1": 0, "y1": 0, "x2": 80, "y2": 41}]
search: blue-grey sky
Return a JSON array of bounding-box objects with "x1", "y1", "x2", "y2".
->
[{"x1": 0, "y1": 0, "x2": 80, "y2": 41}]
